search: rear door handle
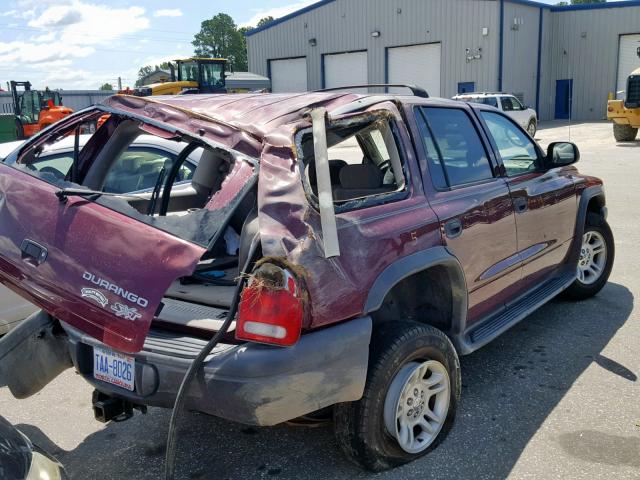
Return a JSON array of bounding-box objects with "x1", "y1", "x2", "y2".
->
[
  {"x1": 514, "y1": 197, "x2": 528, "y2": 213},
  {"x1": 444, "y1": 218, "x2": 463, "y2": 239},
  {"x1": 20, "y1": 239, "x2": 48, "y2": 266}
]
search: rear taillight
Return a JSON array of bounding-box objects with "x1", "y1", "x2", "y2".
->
[{"x1": 236, "y1": 265, "x2": 303, "y2": 346}]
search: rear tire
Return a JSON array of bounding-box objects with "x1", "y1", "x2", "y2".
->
[
  {"x1": 334, "y1": 322, "x2": 460, "y2": 472},
  {"x1": 613, "y1": 123, "x2": 638, "y2": 142},
  {"x1": 564, "y1": 213, "x2": 614, "y2": 300}
]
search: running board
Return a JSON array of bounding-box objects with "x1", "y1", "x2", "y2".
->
[{"x1": 464, "y1": 272, "x2": 575, "y2": 353}]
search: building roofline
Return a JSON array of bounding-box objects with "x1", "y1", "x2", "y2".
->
[
  {"x1": 244, "y1": 0, "x2": 335, "y2": 37},
  {"x1": 549, "y1": 0, "x2": 640, "y2": 12},
  {"x1": 244, "y1": 0, "x2": 640, "y2": 37}
]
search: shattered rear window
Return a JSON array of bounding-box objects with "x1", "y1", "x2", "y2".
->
[{"x1": 9, "y1": 109, "x2": 258, "y2": 248}]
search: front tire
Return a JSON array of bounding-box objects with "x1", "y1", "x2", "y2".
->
[
  {"x1": 334, "y1": 322, "x2": 460, "y2": 472},
  {"x1": 527, "y1": 119, "x2": 537, "y2": 138},
  {"x1": 564, "y1": 213, "x2": 614, "y2": 300},
  {"x1": 613, "y1": 123, "x2": 638, "y2": 142}
]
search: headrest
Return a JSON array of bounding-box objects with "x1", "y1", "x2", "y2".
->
[
  {"x1": 192, "y1": 149, "x2": 223, "y2": 197},
  {"x1": 339, "y1": 164, "x2": 383, "y2": 189},
  {"x1": 120, "y1": 156, "x2": 140, "y2": 172}
]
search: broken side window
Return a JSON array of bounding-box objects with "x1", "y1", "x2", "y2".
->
[{"x1": 298, "y1": 114, "x2": 408, "y2": 211}]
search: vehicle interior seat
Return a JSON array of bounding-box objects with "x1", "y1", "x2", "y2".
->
[
  {"x1": 332, "y1": 163, "x2": 395, "y2": 201},
  {"x1": 105, "y1": 155, "x2": 144, "y2": 193},
  {"x1": 305, "y1": 159, "x2": 348, "y2": 195},
  {"x1": 136, "y1": 156, "x2": 171, "y2": 190}
]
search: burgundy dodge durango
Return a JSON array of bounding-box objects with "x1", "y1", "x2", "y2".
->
[{"x1": 0, "y1": 90, "x2": 613, "y2": 471}]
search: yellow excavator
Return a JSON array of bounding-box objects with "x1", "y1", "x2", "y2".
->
[
  {"x1": 134, "y1": 58, "x2": 229, "y2": 96},
  {"x1": 607, "y1": 46, "x2": 640, "y2": 142}
]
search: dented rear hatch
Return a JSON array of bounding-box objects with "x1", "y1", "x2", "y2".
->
[{"x1": 0, "y1": 104, "x2": 258, "y2": 353}]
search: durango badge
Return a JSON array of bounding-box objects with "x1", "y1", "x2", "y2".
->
[
  {"x1": 82, "y1": 271, "x2": 149, "y2": 308},
  {"x1": 80, "y1": 288, "x2": 108, "y2": 307}
]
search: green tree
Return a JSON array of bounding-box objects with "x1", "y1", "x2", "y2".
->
[
  {"x1": 135, "y1": 61, "x2": 172, "y2": 86},
  {"x1": 257, "y1": 16, "x2": 274, "y2": 27},
  {"x1": 192, "y1": 13, "x2": 247, "y2": 71},
  {"x1": 99, "y1": 82, "x2": 114, "y2": 91}
]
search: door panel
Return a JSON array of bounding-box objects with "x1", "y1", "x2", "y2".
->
[
  {"x1": 616, "y1": 34, "x2": 640, "y2": 97},
  {"x1": 387, "y1": 43, "x2": 441, "y2": 96},
  {"x1": 429, "y1": 181, "x2": 519, "y2": 322},
  {"x1": 458, "y1": 82, "x2": 475, "y2": 94},
  {"x1": 508, "y1": 169, "x2": 577, "y2": 288},
  {"x1": 477, "y1": 110, "x2": 577, "y2": 295},
  {"x1": 270, "y1": 58, "x2": 308, "y2": 93},
  {"x1": 415, "y1": 106, "x2": 519, "y2": 324},
  {"x1": 323, "y1": 51, "x2": 367, "y2": 90},
  {"x1": 555, "y1": 79, "x2": 573, "y2": 120}
]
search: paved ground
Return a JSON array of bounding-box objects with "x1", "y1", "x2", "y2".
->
[{"x1": 1, "y1": 121, "x2": 639, "y2": 480}]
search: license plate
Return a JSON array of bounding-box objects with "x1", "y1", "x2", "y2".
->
[{"x1": 93, "y1": 346, "x2": 135, "y2": 391}]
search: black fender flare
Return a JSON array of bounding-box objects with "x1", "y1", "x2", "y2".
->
[
  {"x1": 568, "y1": 185, "x2": 606, "y2": 266},
  {"x1": 364, "y1": 246, "x2": 468, "y2": 336}
]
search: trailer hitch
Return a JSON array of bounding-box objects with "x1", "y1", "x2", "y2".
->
[{"x1": 92, "y1": 390, "x2": 147, "y2": 423}]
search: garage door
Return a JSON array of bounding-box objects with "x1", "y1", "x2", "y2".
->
[
  {"x1": 324, "y1": 51, "x2": 368, "y2": 90},
  {"x1": 387, "y1": 43, "x2": 441, "y2": 97},
  {"x1": 617, "y1": 34, "x2": 640, "y2": 97},
  {"x1": 270, "y1": 57, "x2": 308, "y2": 93}
]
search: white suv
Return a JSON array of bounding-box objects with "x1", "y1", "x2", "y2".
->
[{"x1": 452, "y1": 92, "x2": 538, "y2": 137}]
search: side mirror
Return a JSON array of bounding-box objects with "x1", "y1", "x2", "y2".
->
[{"x1": 546, "y1": 142, "x2": 580, "y2": 168}]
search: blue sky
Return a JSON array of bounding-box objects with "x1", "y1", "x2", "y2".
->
[{"x1": 0, "y1": 0, "x2": 623, "y2": 90}]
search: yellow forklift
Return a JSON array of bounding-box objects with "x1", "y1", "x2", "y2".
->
[
  {"x1": 607, "y1": 46, "x2": 640, "y2": 141},
  {"x1": 133, "y1": 58, "x2": 229, "y2": 96}
]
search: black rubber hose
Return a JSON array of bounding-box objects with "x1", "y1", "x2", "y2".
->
[{"x1": 164, "y1": 239, "x2": 259, "y2": 480}]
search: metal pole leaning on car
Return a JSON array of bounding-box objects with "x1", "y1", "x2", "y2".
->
[
  {"x1": 164, "y1": 239, "x2": 260, "y2": 480},
  {"x1": 310, "y1": 107, "x2": 340, "y2": 258}
]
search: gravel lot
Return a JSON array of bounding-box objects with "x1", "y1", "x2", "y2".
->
[{"x1": 1, "y1": 121, "x2": 638, "y2": 480}]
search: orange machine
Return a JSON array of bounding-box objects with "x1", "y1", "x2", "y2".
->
[{"x1": 10, "y1": 81, "x2": 73, "y2": 139}]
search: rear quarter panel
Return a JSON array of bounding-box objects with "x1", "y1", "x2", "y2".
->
[{"x1": 257, "y1": 106, "x2": 442, "y2": 328}]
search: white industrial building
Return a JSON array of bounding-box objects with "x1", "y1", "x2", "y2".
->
[{"x1": 245, "y1": 0, "x2": 640, "y2": 120}]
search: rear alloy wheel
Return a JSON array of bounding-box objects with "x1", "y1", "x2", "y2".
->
[
  {"x1": 383, "y1": 360, "x2": 450, "y2": 454},
  {"x1": 613, "y1": 123, "x2": 638, "y2": 142},
  {"x1": 334, "y1": 322, "x2": 460, "y2": 472},
  {"x1": 527, "y1": 120, "x2": 537, "y2": 138},
  {"x1": 564, "y1": 213, "x2": 614, "y2": 300}
]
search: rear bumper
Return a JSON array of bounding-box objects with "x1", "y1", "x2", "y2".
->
[{"x1": 63, "y1": 317, "x2": 372, "y2": 426}]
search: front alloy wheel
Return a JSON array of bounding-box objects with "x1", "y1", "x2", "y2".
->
[
  {"x1": 577, "y1": 230, "x2": 607, "y2": 285},
  {"x1": 564, "y1": 212, "x2": 614, "y2": 300}
]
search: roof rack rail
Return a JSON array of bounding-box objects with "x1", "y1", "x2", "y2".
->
[{"x1": 315, "y1": 84, "x2": 429, "y2": 98}]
